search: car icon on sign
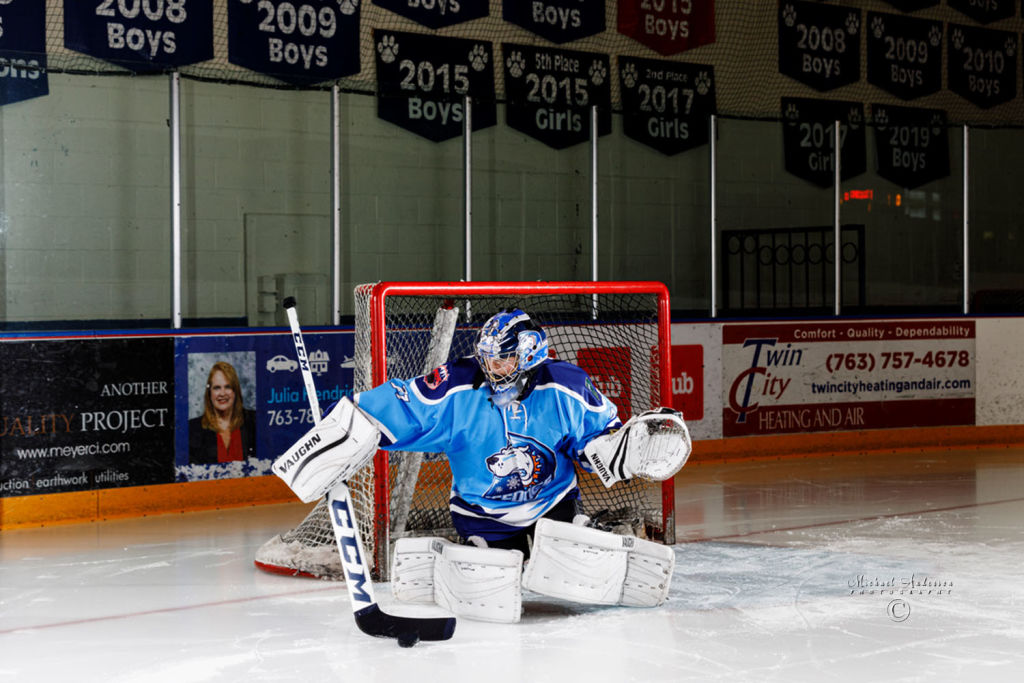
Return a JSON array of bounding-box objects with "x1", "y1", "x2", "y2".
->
[{"x1": 266, "y1": 355, "x2": 298, "y2": 373}]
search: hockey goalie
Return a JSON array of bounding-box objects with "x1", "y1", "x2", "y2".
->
[{"x1": 273, "y1": 308, "x2": 691, "y2": 624}]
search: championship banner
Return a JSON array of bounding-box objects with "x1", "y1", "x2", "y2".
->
[
  {"x1": 502, "y1": 43, "x2": 611, "y2": 150},
  {"x1": 0, "y1": 338, "x2": 175, "y2": 498},
  {"x1": 227, "y1": 0, "x2": 360, "y2": 85},
  {"x1": 778, "y1": 1, "x2": 861, "y2": 92},
  {"x1": 63, "y1": 0, "x2": 213, "y2": 72},
  {"x1": 782, "y1": 97, "x2": 866, "y2": 188},
  {"x1": 0, "y1": 0, "x2": 48, "y2": 106},
  {"x1": 881, "y1": 1, "x2": 938, "y2": 10},
  {"x1": 618, "y1": 56, "x2": 715, "y2": 155},
  {"x1": 374, "y1": 30, "x2": 496, "y2": 142},
  {"x1": 872, "y1": 103, "x2": 949, "y2": 189},
  {"x1": 948, "y1": 0, "x2": 1015, "y2": 24},
  {"x1": 173, "y1": 331, "x2": 354, "y2": 482},
  {"x1": 866, "y1": 11, "x2": 942, "y2": 100},
  {"x1": 722, "y1": 321, "x2": 976, "y2": 437},
  {"x1": 947, "y1": 23, "x2": 1018, "y2": 109},
  {"x1": 617, "y1": 0, "x2": 717, "y2": 56},
  {"x1": 374, "y1": 0, "x2": 489, "y2": 29},
  {"x1": 503, "y1": 0, "x2": 605, "y2": 44}
]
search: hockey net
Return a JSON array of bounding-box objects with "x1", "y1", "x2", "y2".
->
[{"x1": 255, "y1": 281, "x2": 674, "y2": 580}]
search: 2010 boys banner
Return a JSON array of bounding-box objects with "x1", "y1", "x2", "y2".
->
[{"x1": 722, "y1": 321, "x2": 976, "y2": 437}]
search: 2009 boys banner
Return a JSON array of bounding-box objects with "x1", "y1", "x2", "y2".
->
[{"x1": 723, "y1": 321, "x2": 975, "y2": 437}]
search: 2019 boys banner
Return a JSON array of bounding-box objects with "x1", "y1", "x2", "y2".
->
[{"x1": 723, "y1": 321, "x2": 975, "y2": 437}]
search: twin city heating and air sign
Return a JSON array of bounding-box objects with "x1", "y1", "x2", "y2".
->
[{"x1": 723, "y1": 321, "x2": 976, "y2": 437}]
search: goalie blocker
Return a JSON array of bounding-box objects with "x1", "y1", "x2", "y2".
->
[{"x1": 273, "y1": 397, "x2": 380, "y2": 504}]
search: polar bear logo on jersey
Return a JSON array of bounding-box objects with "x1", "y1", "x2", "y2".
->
[{"x1": 484, "y1": 437, "x2": 556, "y2": 502}]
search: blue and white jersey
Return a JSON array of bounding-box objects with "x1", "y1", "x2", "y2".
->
[{"x1": 354, "y1": 357, "x2": 620, "y2": 542}]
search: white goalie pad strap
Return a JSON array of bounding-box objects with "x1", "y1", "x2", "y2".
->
[
  {"x1": 272, "y1": 397, "x2": 380, "y2": 503},
  {"x1": 583, "y1": 407, "x2": 692, "y2": 488},
  {"x1": 391, "y1": 537, "x2": 524, "y2": 624},
  {"x1": 522, "y1": 519, "x2": 674, "y2": 607}
]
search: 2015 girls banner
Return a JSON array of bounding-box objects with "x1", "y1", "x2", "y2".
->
[
  {"x1": 375, "y1": 0, "x2": 489, "y2": 29},
  {"x1": 374, "y1": 30, "x2": 496, "y2": 141},
  {"x1": 503, "y1": 43, "x2": 611, "y2": 149},
  {"x1": 617, "y1": 0, "x2": 716, "y2": 56},
  {"x1": 504, "y1": 0, "x2": 605, "y2": 44},
  {"x1": 63, "y1": 0, "x2": 213, "y2": 71},
  {"x1": 228, "y1": 0, "x2": 361, "y2": 85},
  {"x1": 722, "y1": 321, "x2": 975, "y2": 437},
  {"x1": 618, "y1": 56, "x2": 716, "y2": 155},
  {"x1": 0, "y1": 338, "x2": 176, "y2": 498},
  {"x1": 0, "y1": 0, "x2": 48, "y2": 106}
]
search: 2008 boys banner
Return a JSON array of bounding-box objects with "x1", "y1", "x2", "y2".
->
[{"x1": 722, "y1": 321, "x2": 975, "y2": 437}]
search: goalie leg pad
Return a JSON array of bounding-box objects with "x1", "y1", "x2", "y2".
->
[
  {"x1": 272, "y1": 397, "x2": 380, "y2": 503},
  {"x1": 522, "y1": 519, "x2": 675, "y2": 607},
  {"x1": 391, "y1": 537, "x2": 524, "y2": 624}
]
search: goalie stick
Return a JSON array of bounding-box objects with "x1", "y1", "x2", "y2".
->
[{"x1": 282, "y1": 297, "x2": 456, "y2": 646}]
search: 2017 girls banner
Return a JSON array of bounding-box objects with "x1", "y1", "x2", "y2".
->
[
  {"x1": 778, "y1": 1, "x2": 861, "y2": 92},
  {"x1": 63, "y1": 0, "x2": 213, "y2": 71},
  {"x1": 503, "y1": 43, "x2": 611, "y2": 149},
  {"x1": 617, "y1": 0, "x2": 716, "y2": 56},
  {"x1": 0, "y1": 0, "x2": 48, "y2": 106},
  {"x1": 722, "y1": 321, "x2": 975, "y2": 437},
  {"x1": 0, "y1": 338, "x2": 176, "y2": 497},
  {"x1": 228, "y1": 0, "x2": 361, "y2": 85},
  {"x1": 374, "y1": 0, "x2": 489, "y2": 29},
  {"x1": 504, "y1": 0, "x2": 606, "y2": 44},
  {"x1": 374, "y1": 30, "x2": 496, "y2": 141},
  {"x1": 866, "y1": 11, "x2": 942, "y2": 101},
  {"x1": 618, "y1": 56, "x2": 716, "y2": 155},
  {"x1": 782, "y1": 97, "x2": 866, "y2": 188}
]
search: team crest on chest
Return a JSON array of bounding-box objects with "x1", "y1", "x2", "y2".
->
[{"x1": 483, "y1": 434, "x2": 556, "y2": 502}]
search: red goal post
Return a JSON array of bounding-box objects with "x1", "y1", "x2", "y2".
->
[{"x1": 255, "y1": 280, "x2": 675, "y2": 581}]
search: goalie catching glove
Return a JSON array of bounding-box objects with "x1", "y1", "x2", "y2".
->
[
  {"x1": 583, "y1": 407, "x2": 691, "y2": 488},
  {"x1": 272, "y1": 397, "x2": 380, "y2": 503}
]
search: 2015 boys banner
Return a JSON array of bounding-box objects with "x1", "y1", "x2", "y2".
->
[
  {"x1": 722, "y1": 321, "x2": 975, "y2": 437},
  {"x1": 778, "y1": 1, "x2": 861, "y2": 92},
  {"x1": 0, "y1": 0, "x2": 48, "y2": 106},
  {"x1": 374, "y1": 30, "x2": 496, "y2": 142},
  {"x1": 63, "y1": 0, "x2": 213, "y2": 72},
  {"x1": 503, "y1": 43, "x2": 611, "y2": 149},
  {"x1": 872, "y1": 103, "x2": 949, "y2": 189},
  {"x1": 0, "y1": 338, "x2": 176, "y2": 498},
  {"x1": 504, "y1": 0, "x2": 605, "y2": 44},
  {"x1": 617, "y1": 0, "x2": 716, "y2": 56},
  {"x1": 782, "y1": 97, "x2": 866, "y2": 188},
  {"x1": 228, "y1": 0, "x2": 361, "y2": 85},
  {"x1": 375, "y1": 0, "x2": 489, "y2": 29},
  {"x1": 618, "y1": 56, "x2": 716, "y2": 155},
  {"x1": 866, "y1": 11, "x2": 942, "y2": 101}
]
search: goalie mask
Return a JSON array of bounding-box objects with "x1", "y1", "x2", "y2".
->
[{"x1": 476, "y1": 309, "x2": 549, "y2": 407}]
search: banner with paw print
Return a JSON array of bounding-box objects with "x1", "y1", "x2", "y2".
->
[
  {"x1": 781, "y1": 97, "x2": 866, "y2": 188},
  {"x1": 502, "y1": 43, "x2": 611, "y2": 150},
  {"x1": 947, "y1": 23, "x2": 1018, "y2": 110},
  {"x1": 618, "y1": 56, "x2": 716, "y2": 155},
  {"x1": 778, "y1": 1, "x2": 861, "y2": 92},
  {"x1": 374, "y1": 29, "x2": 496, "y2": 141},
  {"x1": 871, "y1": 104, "x2": 949, "y2": 189},
  {"x1": 866, "y1": 11, "x2": 942, "y2": 100},
  {"x1": 227, "y1": 0, "x2": 361, "y2": 85}
]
